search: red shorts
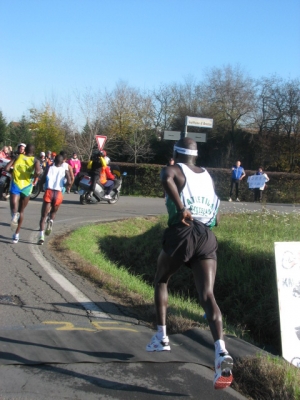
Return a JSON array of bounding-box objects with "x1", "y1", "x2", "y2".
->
[{"x1": 43, "y1": 189, "x2": 63, "y2": 207}]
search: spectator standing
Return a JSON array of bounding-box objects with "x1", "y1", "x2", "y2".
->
[
  {"x1": 39, "y1": 152, "x2": 47, "y2": 169},
  {"x1": 229, "y1": 161, "x2": 246, "y2": 202},
  {"x1": 253, "y1": 167, "x2": 270, "y2": 202},
  {"x1": 68, "y1": 152, "x2": 81, "y2": 193},
  {"x1": 45, "y1": 150, "x2": 53, "y2": 166}
]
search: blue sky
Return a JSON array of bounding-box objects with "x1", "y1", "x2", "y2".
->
[{"x1": 1, "y1": 0, "x2": 299, "y2": 123}]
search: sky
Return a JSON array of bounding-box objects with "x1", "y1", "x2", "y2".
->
[{"x1": 0, "y1": 0, "x2": 299, "y2": 124}]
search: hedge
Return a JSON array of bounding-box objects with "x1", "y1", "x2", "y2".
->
[{"x1": 80, "y1": 162, "x2": 300, "y2": 203}]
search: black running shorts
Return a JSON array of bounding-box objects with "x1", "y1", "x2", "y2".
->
[{"x1": 162, "y1": 219, "x2": 217, "y2": 265}]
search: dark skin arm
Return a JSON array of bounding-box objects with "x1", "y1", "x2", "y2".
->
[
  {"x1": 34, "y1": 159, "x2": 41, "y2": 178},
  {"x1": 161, "y1": 165, "x2": 193, "y2": 226},
  {"x1": 5, "y1": 157, "x2": 16, "y2": 172}
]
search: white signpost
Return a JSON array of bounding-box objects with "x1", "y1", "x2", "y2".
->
[
  {"x1": 274, "y1": 242, "x2": 300, "y2": 368},
  {"x1": 187, "y1": 132, "x2": 207, "y2": 143},
  {"x1": 185, "y1": 116, "x2": 214, "y2": 129},
  {"x1": 163, "y1": 131, "x2": 181, "y2": 141},
  {"x1": 163, "y1": 116, "x2": 213, "y2": 143}
]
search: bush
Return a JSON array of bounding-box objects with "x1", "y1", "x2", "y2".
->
[{"x1": 80, "y1": 162, "x2": 300, "y2": 203}]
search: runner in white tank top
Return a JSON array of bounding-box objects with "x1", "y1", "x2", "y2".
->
[
  {"x1": 146, "y1": 137, "x2": 233, "y2": 390},
  {"x1": 166, "y1": 163, "x2": 220, "y2": 227}
]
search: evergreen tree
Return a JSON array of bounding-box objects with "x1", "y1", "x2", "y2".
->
[{"x1": 0, "y1": 111, "x2": 7, "y2": 146}]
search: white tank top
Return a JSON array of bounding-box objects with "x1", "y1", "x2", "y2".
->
[
  {"x1": 45, "y1": 165, "x2": 66, "y2": 191},
  {"x1": 177, "y1": 163, "x2": 220, "y2": 226},
  {"x1": 62, "y1": 162, "x2": 69, "y2": 171}
]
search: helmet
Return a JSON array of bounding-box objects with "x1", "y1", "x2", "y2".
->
[{"x1": 104, "y1": 156, "x2": 110, "y2": 165}]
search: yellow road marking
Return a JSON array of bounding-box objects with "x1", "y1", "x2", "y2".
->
[{"x1": 43, "y1": 321, "x2": 138, "y2": 332}]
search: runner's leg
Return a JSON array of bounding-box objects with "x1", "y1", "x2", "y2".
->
[
  {"x1": 49, "y1": 204, "x2": 60, "y2": 221},
  {"x1": 191, "y1": 258, "x2": 223, "y2": 342},
  {"x1": 154, "y1": 249, "x2": 182, "y2": 326},
  {"x1": 10, "y1": 193, "x2": 19, "y2": 215},
  {"x1": 15, "y1": 195, "x2": 30, "y2": 235},
  {"x1": 39, "y1": 201, "x2": 51, "y2": 231}
]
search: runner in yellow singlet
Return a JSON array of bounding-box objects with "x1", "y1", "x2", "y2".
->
[{"x1": 5, "y1": 144, "x2": 41, "y2": 243}]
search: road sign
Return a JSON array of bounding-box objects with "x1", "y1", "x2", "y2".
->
[
  {"x1": 164, "y1": 131, "x2": 181, "y2": 140},
  {"x1": 185, "y1": 116, "x2": 213, "y2": 129},
  {"x1": 95, "y1": 135, "x2": 107, "y2": 150},
  {"x1": 164, "y1": 131, "x2": 207, "y2": 142},
  {"x1": 187, "y1": 132, "x2": 207, "y2": 143},
  {"x1": 274, "y1": 242, "x2": 300, "y2": 368}
]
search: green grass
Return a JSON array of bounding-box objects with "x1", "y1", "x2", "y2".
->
[
  {"x1": 62, "y1": 210, "x2": 300, "y2": 399},
  {"x1": 64, "y1": 217, "x2": 210, "y2": 330}
]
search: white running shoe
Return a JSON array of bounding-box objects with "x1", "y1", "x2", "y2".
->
[
  {"x1": 236, "y1": 198, "x2": 240, "y2": 202},
  {"x1": 11, "y1": 212, "x2": 20, "y2": 231},
  {"x1": 45, "y1": 219, "x2": 53, "y2": 236},
  {"x1": 38, "y1": 233, "x2": 45, "y2": 245},
  {"x1": 104, "y1": 194, "x2": 112, "y2": 199},
  {"x1": 213, "y1": 353, "x2": 233, "y2": 390},
  {"x1": 146, "y1": 335, "x2": 171, "y2": 352},
  {"x1": 12, "y1": 233, "x2": 19, "y2": 244},
  {"x1": 228, "y1": 198, "x2": 232, "y2": 202}
]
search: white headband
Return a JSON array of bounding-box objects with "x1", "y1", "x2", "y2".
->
[{"x1": 174, "y1": 145, "x2": 198, "y2": 156}]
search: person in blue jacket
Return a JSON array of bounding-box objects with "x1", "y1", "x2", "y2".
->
[{"x1": 229, "y1": 160, "x2": 246, "y2": 202}]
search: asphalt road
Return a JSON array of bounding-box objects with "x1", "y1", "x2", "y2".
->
[{"x1": 0, "y1": 194, "x2": 298, "y2": 400}]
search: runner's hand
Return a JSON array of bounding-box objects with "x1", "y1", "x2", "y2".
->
[{"x1": 181, "y1": 209, "x2": 193, "y2": 226}]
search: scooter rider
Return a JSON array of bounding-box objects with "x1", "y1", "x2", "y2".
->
[
  {"x1": 87, "y1": 151, "x2": 116, "y2": 199},
  {"x1": 101, "y1": 156, "x2": 116, "y2": 199}
]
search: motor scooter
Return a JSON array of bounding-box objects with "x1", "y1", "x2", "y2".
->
[
  {"x1": 78, "y1": 172, "x2": 126, "y2": 205},
  {"x1": 0, "y1": 157, "x2": 12, "y2": 200}
]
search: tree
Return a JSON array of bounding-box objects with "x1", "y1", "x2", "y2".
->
[
  {"x1": 169, "y1": 78, "x2": 204, "y2": 131},
  {"x1": 71, "y1": 88, "x2": 105, "y2": 161},
  {"x1": 202, "y1": 65, "x2": 256, "y2": 163},
  {"x1": 253, "y1": 77, "x2": 300, "y2": 171},
  {"x1": 151, "y1": 84, "x2": 177, "y2": 132},
  {"x1": 6, "y1": 115, "x2": 32, "y2": 150},
  {"x1": 30, "y1": 107, "x2": 66, "y2": 154},
  {"x1": 0, "y1": 111, "x2": 7, "y2": 146},
  {"x1": 104, "y1": 82, "x2": 155, "y2": 162}
]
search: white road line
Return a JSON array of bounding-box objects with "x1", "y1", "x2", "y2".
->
[{"x1": 29, "y1": 232, "x2": 111, "y2": 319}]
